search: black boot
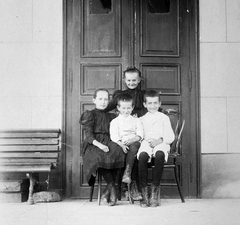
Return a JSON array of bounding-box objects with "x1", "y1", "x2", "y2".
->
[
  {"x1": 101, "y1": 185, "x2": 110, "y2": 203},
  {"x1": 140, "y1": 187, "x2": 149, "y2": 207},
  {"x1": 122, "y1": 164, "x2": 132, "y2": 184},
  {"x1": 149, "y1": 184, "x2": 159, "y2": 207},
  {"x1": 130, "y1": 180, "x2": 142, "y2": 201},
  {"x1": 108, "y1": 183, "x2": 117, "y2": 206}
]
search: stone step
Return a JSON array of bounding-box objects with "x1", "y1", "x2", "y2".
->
[
  {"x1": 0, "y1": 191, "x2": 28, "y2": 203},
  {"x1": 0, "y1": 180, "x2": 29, "y2": 203},
  {"x1": 0, "y1": 179, "x2": 29, "y2": 192}
]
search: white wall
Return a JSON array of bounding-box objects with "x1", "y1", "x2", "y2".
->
[
  {"x1": 0, "y1": 0, "x2": 62, "y2": 129},
  {"x1": 200, "y1": 0, "x2": 240, "y2": 197}
]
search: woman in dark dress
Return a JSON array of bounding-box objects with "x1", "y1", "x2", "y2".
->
[
  {"x1": 80, "y1": 88, "x2": 125, "y2": 206},
  {"x1": 105, "y1": 67, "x2": 147, "y2": 118}
]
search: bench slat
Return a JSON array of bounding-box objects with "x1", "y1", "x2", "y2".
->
[
  {"x1": 0, "y1": 165, "x2": 52, "y2": 173},
  {"x1": 0, "y1": 158, "x2": 57, "y2": 164},
  {"x1": 0, "y1": 132, "x2": 59, "y2": 138},
  {"x1": 0, "y1": 145, "x2": 59, "y2": 152},
  {"x1": 0, "y1": 139, "x2": 59, "y2": 145},
  {"x1": 0, "y1": 129, "x2": 60, "y2": 133},
  {"x1": 0, "y1": 152, "x2": 58, "y2": 158}
]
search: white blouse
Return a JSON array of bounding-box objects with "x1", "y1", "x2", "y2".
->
[{"x1": 110, "y1": 114, "x2": 143, "y2": 143}]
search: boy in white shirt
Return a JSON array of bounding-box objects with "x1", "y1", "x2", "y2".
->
[
  {"x1": 110, "y1": 94, "x2": 143, "y2": 184},
  {"x1": 138, "y1": 90, "x2": 175, "y2": 207}
]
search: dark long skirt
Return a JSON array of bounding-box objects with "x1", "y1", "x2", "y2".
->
[{"x1": 82, "y1": 139, "x2": 125, "y2": 185}]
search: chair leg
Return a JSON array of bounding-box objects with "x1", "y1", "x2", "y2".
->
[
  {"x1": 89, "y1": 185, "x2": 94, "y2": 202},
  {"x1": 173, "y1": 161, "x2": 185, "y2": 203},
  {"x1": 128, "y1": 183, "x2": 134, "y2": 204},
  {"x1": 97, "y1": 172, "x2": 102, "y2": 205},
  {"x1": 158, "y1": 182, "x2": 161, "y2": 206}
]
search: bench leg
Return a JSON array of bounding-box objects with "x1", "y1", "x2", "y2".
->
[{"x1": 26, "y1": 173, "x2": 36, "y2": 205}]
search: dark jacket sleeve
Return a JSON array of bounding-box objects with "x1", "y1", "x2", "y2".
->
[
  {"x1": 104, "y1": 90, "x2": 122, "y2": 112},
  {"x1": 80, "y1": 110, "x2": 95, "y2": 144}
]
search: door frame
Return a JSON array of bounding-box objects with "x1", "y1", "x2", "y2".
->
[{"x1": 62, "y1": 0, "x2": 201, "y2": 198}]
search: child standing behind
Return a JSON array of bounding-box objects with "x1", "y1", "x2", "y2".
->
[
  {"x1": 110, "y1": 94, "x2": 143, "y2": 184},
  {"x1": 80, "y1": 88, "x2": 126, "y2": 206},
  {"x1": 105, "y1": 67, "x2": 147, "y2": 117},
  {"x1": 137, "y1": 90, "x2": 175, "y2": 207}
]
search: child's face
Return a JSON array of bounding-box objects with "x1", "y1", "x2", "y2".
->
[
  {"x1": 143, "y1": 96, "x2": 161, "y2": 114},
  {"x1": 124, "y1": 72, "x2": 141, "y2": 89},
  {"x1": 93, "y1": 90, "x2": 109, "y2": 110},
  {"x1": 117, "y1": 101, "x2": 133, "y2": 117}
]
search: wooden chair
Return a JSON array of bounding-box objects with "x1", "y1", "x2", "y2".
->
[
  {"x1": 89, "y1": 171, "x2": 102, "y2": 205},
  {"x1": 89, "y1": 169, "x2": 122, "y2": 205},
  {"x1": 128, "y1": 109, "x2": 185, "y2": 204}
]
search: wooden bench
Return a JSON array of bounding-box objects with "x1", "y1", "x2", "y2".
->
[{"x1": 0, "y1": 129, "x2": 61, "y2": 204}]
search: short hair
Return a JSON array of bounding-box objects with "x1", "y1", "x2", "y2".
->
[
  {"x1": 117, "y1": 93, "x2": 134, "y2": 106},
  {"x1": 143, "y1": 90, "x2": 161, "y2": 102},
  {"x1": 93, "y1": 88, "x2": 110, "y2": 99},
  {"x1": 123, "y1": 66, "x2": 141, "y2": 79}
]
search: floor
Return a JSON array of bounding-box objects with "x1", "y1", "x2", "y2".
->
[{"x1": 1, "y1": 198, "x2": 240, "y2": 225}]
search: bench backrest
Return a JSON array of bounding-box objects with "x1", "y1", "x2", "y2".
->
[{"x1": 0, "y1": 129, "x2": 61, "y2": 172}]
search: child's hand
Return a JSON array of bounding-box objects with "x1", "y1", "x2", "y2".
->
[
  {"x1": 121, "y1": 145, "x2": 129, "y2": 154},
  {"x1": 123, "y1": 136, "x2": 141, "y2": 146},
  {"x1": 98, "y1": 143, "x2": 109, "y2": 152},
  {"x1": 117, "y1": 141, "x2": 129, "y2": 154},
  {"x1": 122, "y1": 139, "x2": 131, "y2": 146},
  {"x1": 123, "y1": 139, "x2": 134, "y2": 146},
  {"x1": 148, "y1": 138, "x2": 163, "y2": 148}
]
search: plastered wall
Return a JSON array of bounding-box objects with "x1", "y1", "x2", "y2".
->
[
  {"x1": 200, "y1": 0, "x2": 240, "y2": 198},
  {"x1": 0, "y1": 0, "x2": 62, "y2": 129}
]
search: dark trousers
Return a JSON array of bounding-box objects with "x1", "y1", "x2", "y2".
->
[
  {"x1": 126, "y1": 141, "x2": 140, "y2": 168},
  {"x1": 138, "y1": 151, "x2": 165, "y2": 188},
  {"x1": 121, "y1": 142, "x2": 140, "y2": 191}
]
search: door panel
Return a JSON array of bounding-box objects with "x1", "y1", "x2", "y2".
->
[
  {"x1": 141, "y1": 64, "x2": 180, "y2": 95},
  {"x1": 141, "y1": 0, "x2": 179, "y2": 56},
  {"x1": 81, "y1": 64, "x2": 121, "y2": 95},
  {"x1": 65, "y1": 0, "x2": 199, "y2": 199},
  {"x1": 83, "y1": 0, "x2": 121, "y2": 57}
]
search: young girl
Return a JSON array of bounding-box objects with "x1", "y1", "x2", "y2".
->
[{"x1": 80, "y1": 88, "x2": 126, "y2": 206}]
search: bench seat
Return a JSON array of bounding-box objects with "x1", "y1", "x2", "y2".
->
[{"x1": 0, "y1": 129, "x2": 61, "y2": 204}]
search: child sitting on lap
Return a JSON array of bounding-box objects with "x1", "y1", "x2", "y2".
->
[
  {"x1": 106, "y1": 67, "x2": 146, "y2": 200},
  {"x1": 110, "y1": 94, "x2": 143, "y2": 184}
]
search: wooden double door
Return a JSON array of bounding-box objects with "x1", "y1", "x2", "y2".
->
[{"x1": 64, "y1": 0, "x2": 199, "y2": 198}]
